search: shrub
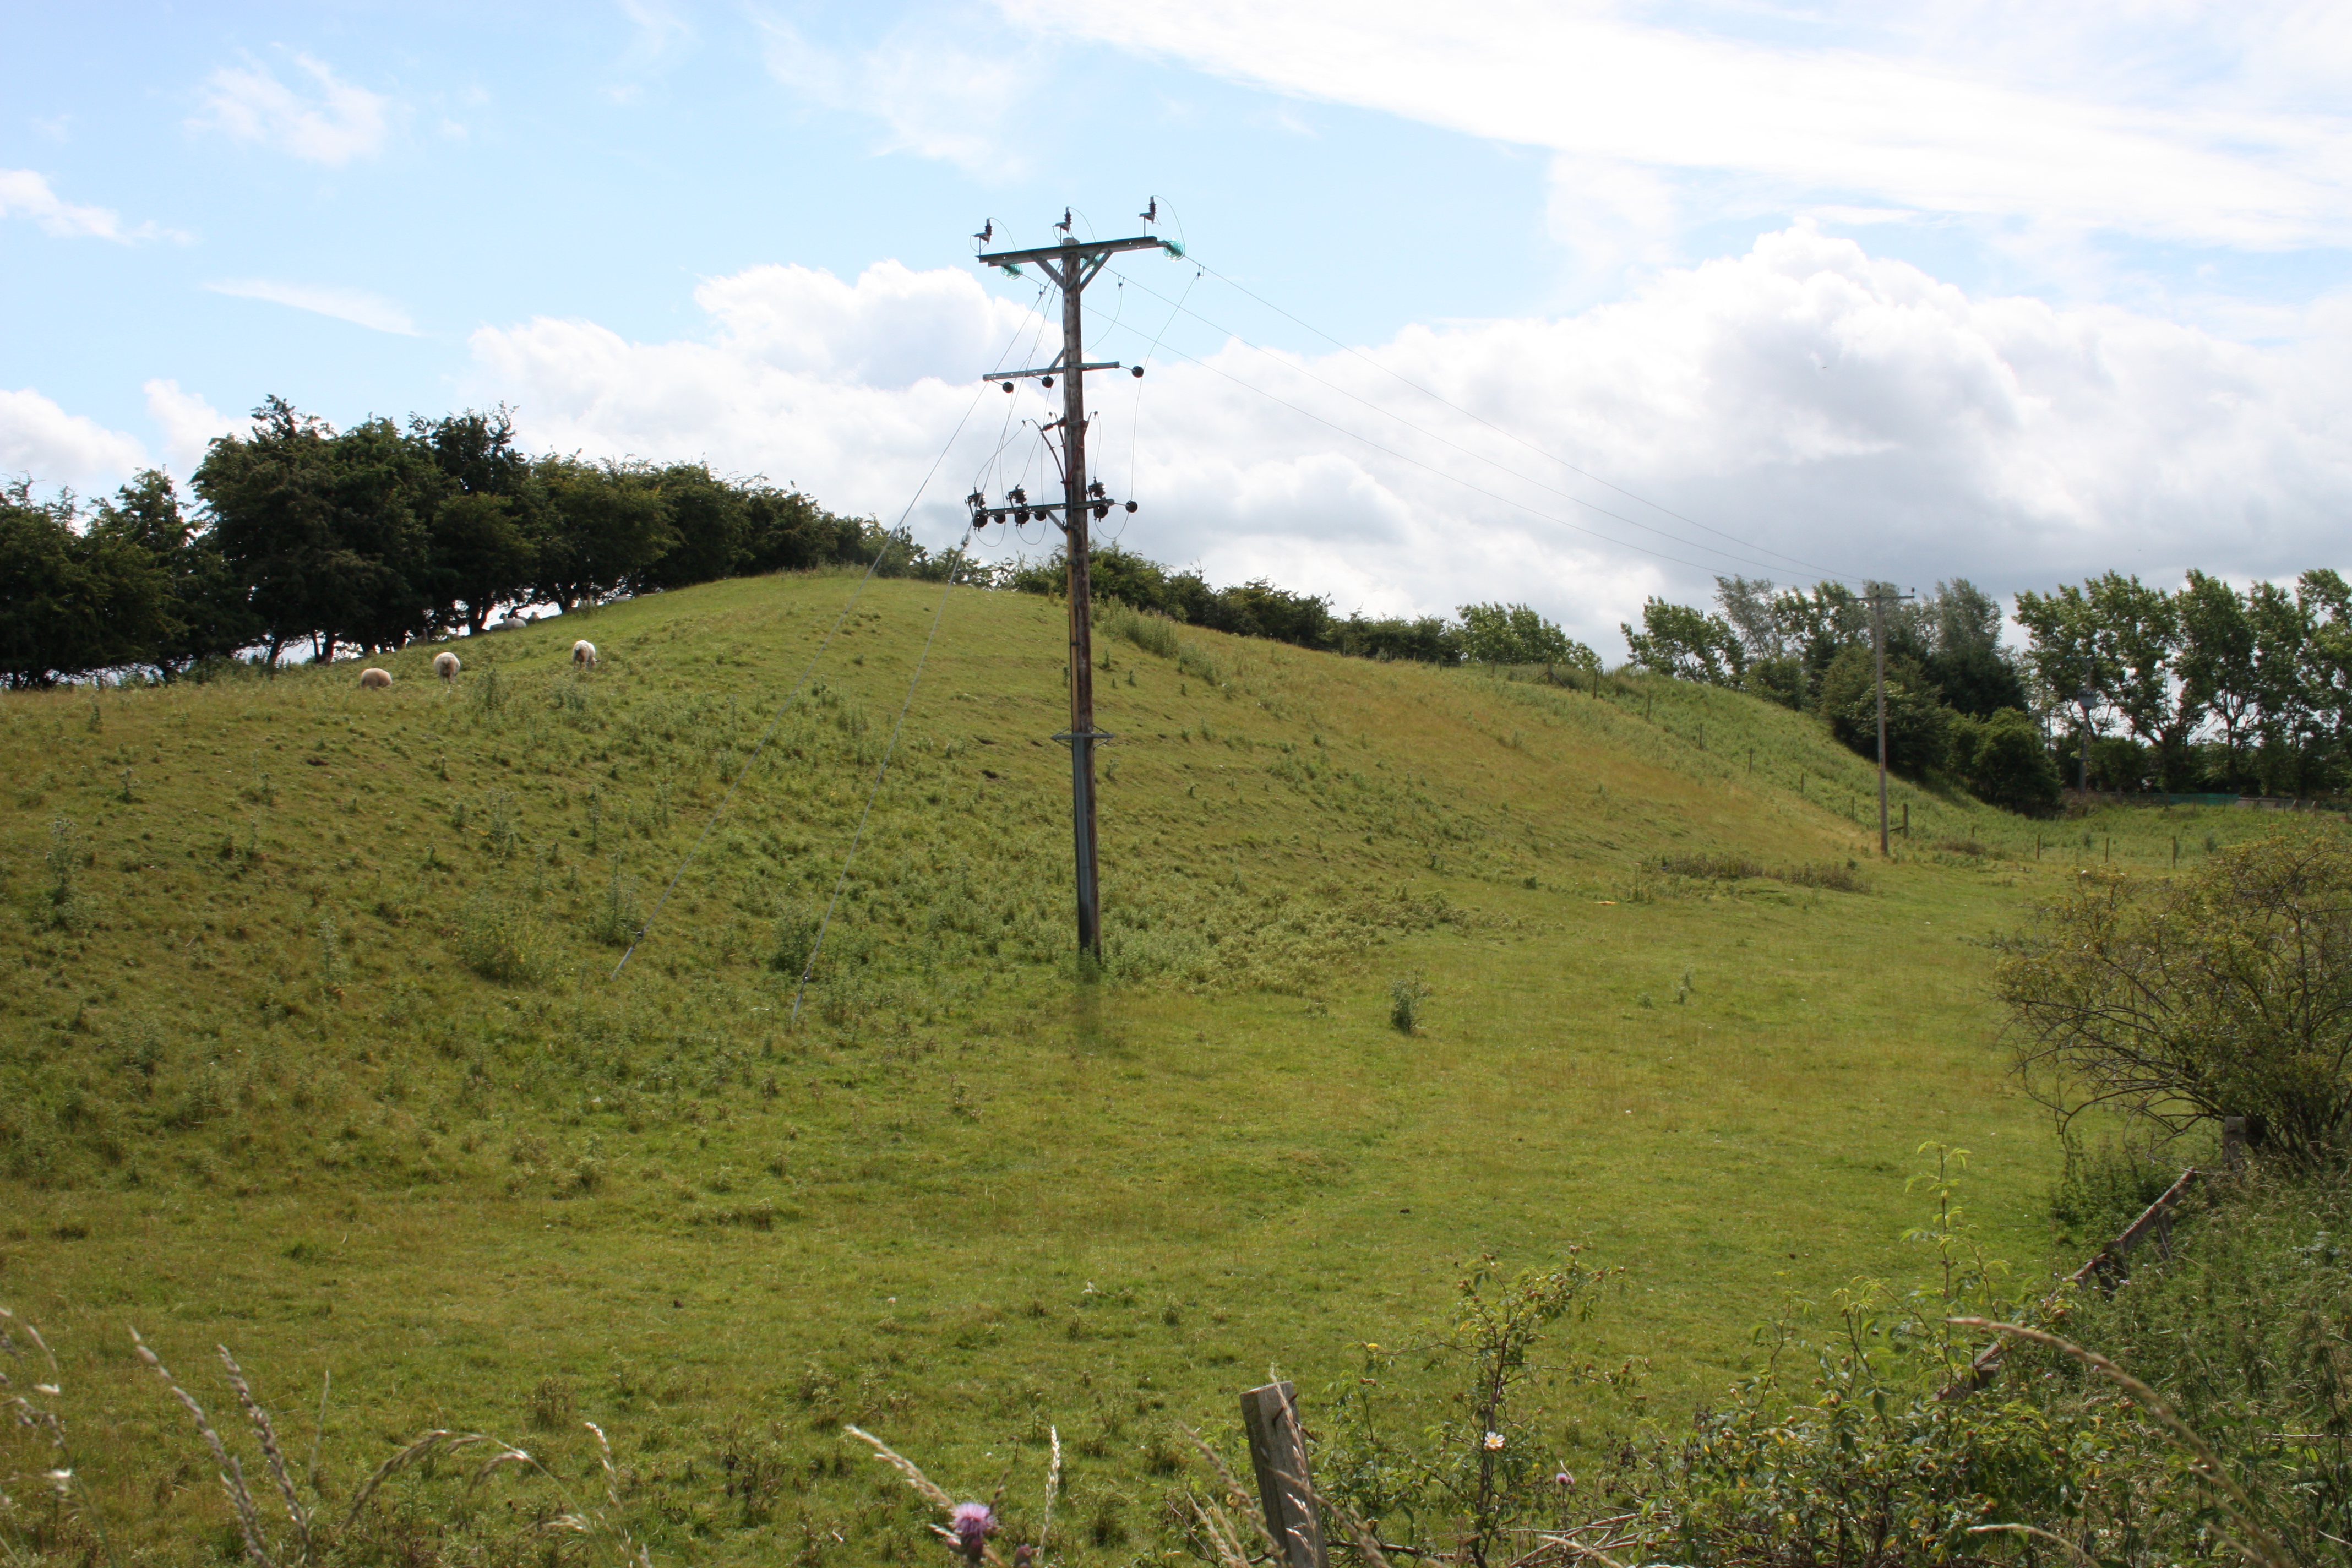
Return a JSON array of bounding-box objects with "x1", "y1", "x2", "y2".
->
[
  {"x1": 2000, "y1": 831, "x2": 2352, "y2": 1161},
  {"x1": 1948, "y1": 707, "x2": 2063, "y2": 813},
  {"x1": 1098, "y1": 601, "x2": 1180, "y2": 660},
  {"x1": 590, "y1": 864, "x2": 642, "y2": 947},
  {"x1": 1389, "y1": 973, "x2": 1429, "y2": 1035},
  {"x1": 455, "y1": 899, "x2": 549, "y2": 984}
]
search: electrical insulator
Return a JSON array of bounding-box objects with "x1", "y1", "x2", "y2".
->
[
  {"x1": 1124, "y1": 501, "x2": 1139, "y2": 513},
  {"x1": 1131, "y1": 365, "x2": 1144, "y2": 378},
  {"x1": 1041, "y1": 376, "x2": 1054, "y2": 389},
  {"x1": 1093, "y1": 504, "x2": 1109, "y2": 520},
  {"x1": 1001, "y1": 382, "x2": 1015, "y2": 393}
]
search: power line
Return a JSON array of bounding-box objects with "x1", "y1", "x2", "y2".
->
[
  {"x1": 1180, "y1": 252, "x2": 1865, "y2": 585},
  {"x1": 1104, "y1": 264, "x2": 1866, "y2": 585}
]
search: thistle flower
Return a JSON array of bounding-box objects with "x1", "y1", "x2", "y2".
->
[{"x1": 949, "y1": 1501, "x2": 997, "y2": 1562}]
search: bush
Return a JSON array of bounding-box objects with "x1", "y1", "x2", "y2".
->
[
  {"x1": 1947, "y1": 706, "x2": 2062, "y2": 813},
  {"x1": 2000, "y1": 832, "x2": 2352, "y2": 1161},
  {"x1": 1389, "y1": 973, "x2": 1428, "y2": 1034},
  {"x1": 1098, "y1": 601, "x2": 1180, "y2": 660},
  {"x1": 454, "y1": 899, "x2": 549, "y2": 984}
]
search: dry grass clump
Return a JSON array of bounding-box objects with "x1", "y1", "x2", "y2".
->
[
  {"x1": 1657, "y1": 852, "x2": 1869, "y2": 894},
  {"x1": 0, "y1": 1310, "x2": 657, "y2": 1568}
]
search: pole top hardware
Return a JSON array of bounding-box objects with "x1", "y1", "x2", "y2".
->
[
  {"x1": 976, "y1": 234, "x2": 1174, "y2": 269},
  {"x1": 966, "y1": 490, "x2": 1138, "y2": 531},
  {"x1": 990, "y1": 360, "x2": 1123, "y2": 388}
]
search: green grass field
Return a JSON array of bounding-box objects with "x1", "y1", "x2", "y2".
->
[{"x1": 0, "y1": 571, "x2": 2289, "y2": 1565}]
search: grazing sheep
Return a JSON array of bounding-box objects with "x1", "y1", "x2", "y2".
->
[
  {"x1": 572, "y1": 639, "x2": 598, "y2": 670},
  {"x1": 358, "y1": 668, "x2": 392, "y2": 689},
  {"x1": 434, "y1": 651, "x2": 461, "y2": 682}
]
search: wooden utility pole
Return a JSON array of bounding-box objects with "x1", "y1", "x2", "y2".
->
[
  {"x1": 970, "y1": 221, "x2": 1168, "y2": 959},
  {"x1": 1864, "y1": 589, "x2": 1915, "y2": 857}
]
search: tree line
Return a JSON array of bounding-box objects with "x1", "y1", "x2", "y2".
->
[
  {"x1": 0, "y1": 398, "x2": 909, "y2": 687},
  {"x1": 0, "y1": 396, "x2": 1593, "y2": 688},
  {"x1": 1001, "y1": 545, "x2": 1598, "y2": 669},
  {"x1": 14, "y1": 396, "x2": 2340, "y2": 807},
  {"x1": 1624, "y1": 567, "x2": 2352, "y2": 806}
]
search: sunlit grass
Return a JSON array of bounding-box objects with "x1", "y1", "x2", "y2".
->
[{"x1": 0, "y1": 572, "x2": 2303, "y2": 1564}]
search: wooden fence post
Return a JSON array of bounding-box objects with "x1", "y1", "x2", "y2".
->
[{"x1": 1240, "y1": 1381, "x2": 1327, "y2": 1568}]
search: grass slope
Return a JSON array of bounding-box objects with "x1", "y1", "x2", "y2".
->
[{"x1": 0, "y1": 570, "x2": 2283, "y2": 1564}]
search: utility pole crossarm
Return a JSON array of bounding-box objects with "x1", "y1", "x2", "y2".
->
[
  {"x1": 976, "y1": 234, "x2": 1172, "y2": 269},
  {"x1": 987, "y1": 361, "x2": 1124, "y2": 384}
]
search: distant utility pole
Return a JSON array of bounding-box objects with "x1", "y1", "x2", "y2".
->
[
  {"x1": 2075, "y1": 656, "x2": 2099, "y2": 796},
  {"x1": 1864, "y1": 589, "x2": 1916, "y2": 857},
  {"x1": 968, "y1": 213, "x2": 1170, "y2": 960}
]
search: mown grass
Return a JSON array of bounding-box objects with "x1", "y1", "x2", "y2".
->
[{"x1": 0, "y1": 571, "x2": 2305, "y2": 1565}]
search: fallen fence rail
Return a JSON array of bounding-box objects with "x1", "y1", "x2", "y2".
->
[{"x1": 1940, "y1": 1165, "x2": 2203, "y2": 1400}]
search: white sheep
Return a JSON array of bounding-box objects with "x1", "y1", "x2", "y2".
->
[
  {"x1": 572, "y1": 639, "x2": 598, "y2": 670},
  {"x1": 434, "y1": 651, "x2": 461, "y2": 682},
  {"x1": 358, "y1": 667, "x2": 392, "y2": 689}
]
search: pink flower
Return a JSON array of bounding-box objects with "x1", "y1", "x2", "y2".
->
[{"x1": 950, "y1": 1502, "x2": 997, "y2": 1561}]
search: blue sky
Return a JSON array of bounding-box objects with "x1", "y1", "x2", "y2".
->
[{"x1": 8, "y1": 1, "x2": 2352, "y2": 649}]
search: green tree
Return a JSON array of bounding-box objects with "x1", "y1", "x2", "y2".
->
[
  {"x1": 1920, "y1": 578, "x2": 2028, "y2": 718},
  {"x1": 2296, "y1": 569, "x2": 2352, "y2": 794},
  {"x1": 90, "y1": 469, "x2": 251, "y2": 673},
  {"x1": 197, "y1": 398, "x2": 437, "y2": 663},
  {"x1": 2087, "y1": 571, "x2": 2193, "y2": 785},
  {"x1": 2176, "y1": 569, "x2": 2259, "y2": 786},
  {"x1": 413, "y1": 409, "x2": 541, "y2": 633},
  {"x1": 1946, "y1": 707, "x2": 2061, "y2": 813},
  {"x1": 639, "y1": 462, "x2": 750, "y2": 590},
  {"x1": 739, "y1": 484, "x2": 866, "y2": 574},
  {"x1": 0, "y1": 480, "x2": 178, "y2": 687},
  {"x1": 1456, "y1": 602, "x2": 1589, "y2": 667},
  {"x1": 1818, "y1": 644, "x2": 1948, "y2": 774},
  {"x1": 1621, "y1": 596, "x2": 1743, "y2": 684},
  {"x1": 2247, "y1": 580, "x2": 2318, "y2": 795},
  {"x1": 529, "y1": 456, "x2": 676, "y2": 612},
  {"x1": 2013, "y1": 583, "x2": 2106, "y2": 791}
]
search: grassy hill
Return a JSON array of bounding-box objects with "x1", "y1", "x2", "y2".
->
[{"x1": 0, "y1": 570, "x2": 2276, "y2": 1565}]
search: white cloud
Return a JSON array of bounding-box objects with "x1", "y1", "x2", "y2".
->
[
  {"x1": 205, "y1": 278, "x2": 418, "y2": 335},
  {"x1": 463, "y1": 231, "x2": 2352, "y2": 655},
  {"x1": 143, "y1": 380, "x2": 242, "y2": 475},
  {"x1": 0, "y1": 168, "x2": 168, "y2": 242},
  {"x1": 192, "y1": 53, "x2": 391, "y2": 165},
  {"x1": 0, "y1": 389, "x2": 150, "y2": 488},
  {"x1": 752, "y1": 10, "x2": 1044, "y2": 174},
  {"x1": 999, "y1": 0, "x2": 2352, "y2": 253}
]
